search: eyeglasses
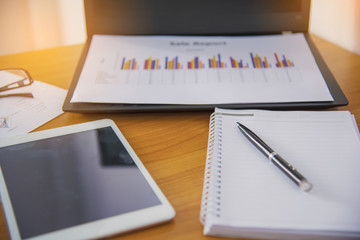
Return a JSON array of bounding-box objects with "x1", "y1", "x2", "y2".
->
[{"x1": 0, "y1": 68, "x2": 34, "y2": 98}]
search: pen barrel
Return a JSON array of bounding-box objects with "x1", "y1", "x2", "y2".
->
[
  {"x1": 236, "y1": 122, "x2": 312, "y2": 191},
  {"x1": 270, "y1": 153, "x2": 307, "y2": 186}
]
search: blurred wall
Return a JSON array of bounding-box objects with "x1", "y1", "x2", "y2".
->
[
  {"x1": 0, "y1": 0, "x2": 86, "y2": 56},
  {"x1": 0, "y1": 0, "x2": 359, "y2": 56},
  {"x1": 309, "y1": 0, "x2": 360, "y2": 55}
]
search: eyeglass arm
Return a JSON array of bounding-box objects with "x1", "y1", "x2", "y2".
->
[{"x1": 0, "y1": 93, "x2": 34, "y2": 98}]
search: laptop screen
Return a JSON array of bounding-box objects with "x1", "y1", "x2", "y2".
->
[{"x1": 84, "y1": 0, "x2": 310, "y2": 36}]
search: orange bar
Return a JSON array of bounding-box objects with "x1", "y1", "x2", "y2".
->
[
  {"x1": 287, "y1": 60, "x2": 292, "y2": 67},
  {"x1": 264, "y1": 57, "x2": 269, "y2": 68},
  {"x1": 274, "y1": 53, "x2": 281, "y2": 67},
  {"x1": 255, "y1": 55, "x2": 261, "y2": 68},
  {"x1": 254, "y1": 55, "x2": 258, "y2": 68},
  {"x1": 148, "y1": 57, "x2": 152, "y2": 69}
]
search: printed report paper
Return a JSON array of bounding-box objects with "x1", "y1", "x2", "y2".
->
[
  {"x1": 71, "y1": 33, "x2": 333, "y2": 104},
  {"x1": 0, "y1": 73, "x2": 66, "y2": 138}
]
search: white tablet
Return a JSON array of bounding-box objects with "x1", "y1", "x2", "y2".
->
[{"x1": 0, "y1": 119, "x2": 175, "y2": 240}]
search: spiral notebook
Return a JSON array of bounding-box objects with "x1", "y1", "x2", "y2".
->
[{"x1": 200, "y1": 108, "x2": 360, "y2": 239}]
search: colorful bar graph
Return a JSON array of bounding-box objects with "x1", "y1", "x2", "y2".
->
[
  {"x1": 274, "y1": 53, "x2": 294, "y2": 68},
  {"x1": 230, "y1": 57, "x2": 249, "y2": 69},
  {"x1": 121, "y1": 57, "x2": 138, "y2": 70},
  {"x1": 0, "y1": 117, "x2": 9, "y2": 128},
  {"x1": 250, "y1": 53, "x2": 271, "y2": 69},
  {"x1": 165, "y1": 56, "x2": 182, "y2": 70},
  {"x1": 187, "y1": 57, "x2": 204, "y2": 69},
  {"x1": 144, "y1": 57, "x2": 160, "y2": 70},
  {"x1": 208, "y1": 54, "x2": 226, "y2": 68}
]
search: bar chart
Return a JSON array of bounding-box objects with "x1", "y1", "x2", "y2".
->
[
  {"x1": 119, "y1": 53, "x2": 295, "y2": 71},
  {"x1": 274, "y1": 53, "x2": 294, "y2": 68},
  {"x1": 111, "y1": 52, "x2": 302, "y2": 85},
  {"x1": 250, "y1": 53, "x2": 271, "y2": 69},
  {"x1": 187, "y1": 57, "x2": 204, "y2": 69},
  {"x1": 165, "y1": 56, "x2": 182, "y2": 70},
  {"x1": 121, "y1": 58, "x2": 138, "y2": 70},
  {"x1": 208, "y1": 54, "x2": 226, "y2": 69},
  {"x1": 230, "y1": 57, "x2": 249, "y2": 69},
  {"x1": 144, "y1": 57, "x2": 160, "y2": 70}
]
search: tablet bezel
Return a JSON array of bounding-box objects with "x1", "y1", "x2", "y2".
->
[{"x1": 0, "y1": 119, "x2": 175, "y2": 240}]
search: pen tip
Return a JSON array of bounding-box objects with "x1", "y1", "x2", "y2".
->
[
  {"x1": 236, "y1": 122, "x2": 245, "y2": 130},
  {"x1": 299, "y1": 179, "x2": 313, "y2": 192}
]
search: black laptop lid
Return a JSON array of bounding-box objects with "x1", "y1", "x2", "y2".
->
[{"x1": 84, "y1": 0, "x2": 310, "y2": 36}]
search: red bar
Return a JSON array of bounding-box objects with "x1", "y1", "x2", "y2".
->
[{"x1": 274, "y1": 53, "x2": 281, "y2": 68}]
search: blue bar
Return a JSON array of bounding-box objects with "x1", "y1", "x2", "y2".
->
[
  {"x1": 250, "y1": 53, "x2": 256, "y2": 68},
  {"x1": 282, "y1": 55, "x2": 288, "y2": 67},
  {"x1": 121, "y1": 57, "x2": 125, "y2": 70}
]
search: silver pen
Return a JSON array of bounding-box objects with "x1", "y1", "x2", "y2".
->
[{"x1": 236, "y1": 122, "x2": 313, "y2": 192}]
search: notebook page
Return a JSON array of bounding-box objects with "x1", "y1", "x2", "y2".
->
[{"x1": 207, "y1": 109, "x2": 360, "y2": 235}]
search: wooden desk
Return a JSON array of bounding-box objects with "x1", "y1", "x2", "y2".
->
[{"x1": 1, "y1": 35, "x2": 360, "y2": 240}]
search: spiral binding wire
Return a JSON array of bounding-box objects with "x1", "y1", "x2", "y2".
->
[{"x1": 200, "y1": 112, "x2": 223, "y2": 224}]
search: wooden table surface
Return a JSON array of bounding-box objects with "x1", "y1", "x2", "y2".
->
[{"x1": 0, "y1": 34, "x2": 360, "y2": 240}]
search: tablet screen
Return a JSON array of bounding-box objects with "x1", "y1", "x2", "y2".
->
[{"x1": 0, "y1": 127, "x2": 161, "y2": 239}]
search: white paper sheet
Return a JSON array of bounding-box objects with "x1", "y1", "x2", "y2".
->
[
  {"x1": 0, "y1": 75, "x2": 66, "y2": 138},
  {"x1": 71, "y1": 33, "x2": 333, "y2": 104}
]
